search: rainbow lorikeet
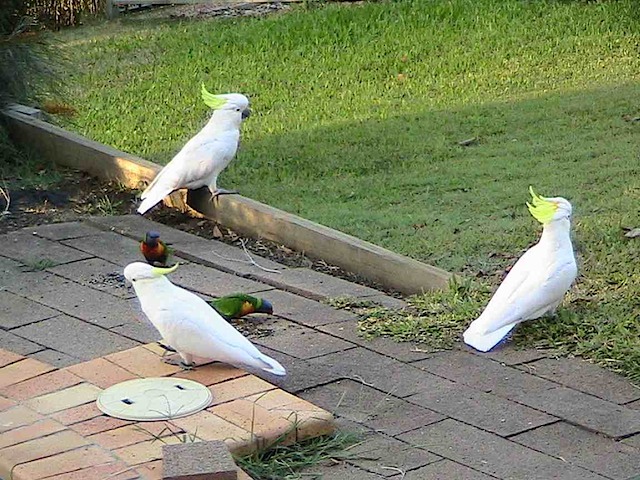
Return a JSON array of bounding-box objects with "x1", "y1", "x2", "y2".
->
[
  {"x1": 140, "y1": 231, "x2": 173, "y2": 267},
  {"x1": 210, "y1": 294, "x2": 273, "y2": 320}
]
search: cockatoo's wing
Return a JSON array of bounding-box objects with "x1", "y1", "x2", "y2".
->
[
  {"x1": 151, "y1": 288, "x2": 285, "y2": 376},
  {"x1": 464, "y1": 245, "x2": 577, "y2": 352},
  {"x1": 137, "y1": 136, "x2": 237, "y2": 215}
]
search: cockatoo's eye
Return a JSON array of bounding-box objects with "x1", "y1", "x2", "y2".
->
[{"x1": 236, "y1": 108, "x2": 241, "y2": 112}]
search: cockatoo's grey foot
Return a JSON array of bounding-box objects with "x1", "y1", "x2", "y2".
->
[
  {"x1": 157, "y1": 342, "x2": 177, "y2": 354},
  {"x1": 211, "y1": 188, "x2": 239, "y2": 201},
  {"x1": 162, "y1": 353, "x2": 195, "y2": 370}
]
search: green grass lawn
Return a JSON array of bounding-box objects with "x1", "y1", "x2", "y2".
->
[{"x1": 49, "y1": 0, "x2": 640, "y2": 380}]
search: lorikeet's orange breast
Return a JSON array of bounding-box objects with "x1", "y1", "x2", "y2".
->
[
  {"x1": 141, "y1": 241, "x2": 167, "y2": 263},
  {"x1": 239, "y1": 302, "x2": 256, "y2": 317}
]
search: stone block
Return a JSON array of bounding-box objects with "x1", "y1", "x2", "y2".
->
[
  {"x1": 520, "y1": 357, "x2": 640, "y2": 404},
  {"x1": 348, "y1": 434, "x2": 441, "y2": 477},
  {"x1": 300, "y1": 380, "x2": 444, "y2": 436},
  {"x1": 13, "y1": 315, "x2": 139, "y2": 360},
  {"x1": 110, "y1": 321, "x2": 161, "y2": 344},
  {"x1": 31, "y1": 349, "x2": 81, "y2": 368},
  {"x1": 250, "y1": 317, "x2": 354, "y2": 360},
  {"x1": 398, "y1": 419, "x2": 608, "y2": 480},
  {"x1": 30, "y1": 221, "x2": 103, "y2": 240},
  {"x1": 463, "y1": 343, "x2": 548, "y2": 365},
  {"x1": 0, "y1": 329, "x2": 44, "y2": 355},
  {"x1": 49, "y1": 257, "x2": 134, "y2": 298},
  {"x1": 307, "y1": 348, "x2": 435, "y2": 398},
  {"x1": 414, "y1": 350, "x2": 557, "y2": 399},
  {"x1": 0, "y1": 290, "x2": 59, "y2": 329},
  {"x1": 63, "y1": 231, "x2": 142, "y2": 266},
  {"x1": 264, "y1": 289, "x2": 359, "y2": 327},
  {"x1": 511, "y1": 421, "x2": 640, "y2": 479},
  {"x1": 305, "y1": 462, "x2": 388, "y2": 479},
  {"x1": 402, "y1": 459, "x2": 496, "y2": 479},
  {"x1": 318, "y1": 320, "x2": 436, "y2": 362},
  {"x1": 0, "y1": 230, "x2": 92, "y2": 266},
  {"x1": 171, "y1": 263, "x2": 272, "y2": 298},
  {"x1": 163, "y1": 440, "x2": 238, "y2": 480},
  {"x1": 509, "y1": 386, "x2": 640, "y2": 439}
]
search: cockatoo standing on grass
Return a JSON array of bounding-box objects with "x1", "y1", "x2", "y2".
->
[
  {"x1": 137, "y1": 84, "x2": 251, "y2": 215},
  {"x1": 123, "y1": 262, "x2": 286, "y2": 376},
  {"x1": 463, "y1": 187, "x2": 578, "y2": 352}
]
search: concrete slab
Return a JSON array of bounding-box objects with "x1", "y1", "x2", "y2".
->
[
  {"x1": 48, "y1": 257, "x2": 133, "y2": 299},
  {"x1": 401, "y1": 459, "x2": 496, "y2": 479},
  {"x1": 0, "y1": 330, "x2": 44, "y2": 355},
  {"x1": 399, "y1": 419, "x2": 609, "y2": 480},
  {"x1": 62, "y1": 231, "x2": 142, "y2": 267},
  {"x1": 509, "y1": 386, "x2": 640, "y2": 439},
  {"x1": 0, "y1": 231, "x2": 92, "y2": 266},
  {"x1": 170, "y1": 263, "x2": 272, "y2": 298},
  {"x1": 110, "y1": 321, "x2": 161, "y2": 344},
  {"x1": 406, "y1": 380, "x2": 556, "y2": 437},
  {"x1": 0, "y1": 291, "x2": 60, "y2": 329},
  {"x1": 12, "y1": 316, "x2": 139, "y2": 363},
  {"x1": 30, "y1": 350, "x2": 81, "y2": 369},
  {"x1": 263, "y1": 289, "x2": 359, "y2": 327},
  {"x1": 306, "y1": 462, "x2": 387, "y2": 479},
  {"x1": 163, "y1": 440, "x2": 238, "y2": 480},
  {"x1": 30, "y1": 222, "x2": 103, "y2": 241},
  {"x1": 250, "y1": 317, "x2": 354, "y2": 360},
  {"x1": 520, "y1": 357, "x2": 640, "y2": 404},
  {"x1": 511, "y1": 421, "x2": 640, "y2": 480},
  {"x1": 300, "y1": 380, "x2": 445, "y2": 436}
]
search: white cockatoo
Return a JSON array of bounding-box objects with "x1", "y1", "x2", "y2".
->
[
  {"x1": 463, "y1": 187, "x2": 578, "y2": 352},
  {"x1": 137, "y1": 84, "x2": 251, "y2": 215},
  {"x1": 123, "y1": 262, "x2": 286, "y2": 376}
]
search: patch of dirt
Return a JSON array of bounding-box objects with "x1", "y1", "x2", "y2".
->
[
  {"x1": 1, "y1": 164, "x2": 401, "y2": 297},
  {"x1": 125, "y1": 1, "x2": 291, "y2": 20}
]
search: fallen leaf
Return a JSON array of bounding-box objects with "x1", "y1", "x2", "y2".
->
[
  {"x1": 212, "y1": 225, "x2": 223, "y2": 238},
  {"x1": 458, "y1": 137, "x2": 479, "y2": 147},
  {"x1": 624, "y1": 227, "x2": 640, "y2": 238}
]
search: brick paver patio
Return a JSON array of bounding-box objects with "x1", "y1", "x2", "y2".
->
[{"x1": 1, "y1": 215, "x2": 639, "y2": 479}]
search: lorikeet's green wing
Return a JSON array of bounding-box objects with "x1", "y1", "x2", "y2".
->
[{"x1": 210, "y1": 294, "x2": 273, "y2": 320}]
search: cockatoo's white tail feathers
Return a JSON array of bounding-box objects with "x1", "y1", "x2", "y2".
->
[
  {"x1": 255, "y1": 354, "x2": 286, "y2": 376},
  {"x1": 463, "y1": 323, "x2": 517, "y2": 353},
  {"x1": 137, "y1": 182, "x2": 174, "y2": 215}
]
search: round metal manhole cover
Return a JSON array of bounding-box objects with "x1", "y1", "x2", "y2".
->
[{"x1": 97, "y1": 377, "x2": 212, "y2": 421}]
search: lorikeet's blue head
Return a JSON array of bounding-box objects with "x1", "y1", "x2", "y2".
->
[{"x1": 144, "y1": 231, "x2": 160, "y2": 246}]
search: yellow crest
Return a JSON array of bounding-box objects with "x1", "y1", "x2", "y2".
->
[
  {"x1": 201, "y1": 83, "x2": 227, "y2": 109},
  {"x1": 152, "y1": 263, "x2": 179, "y2": 276},
  {"x1": 526, "y1": 186, "x2": 558, "y2": 224}
]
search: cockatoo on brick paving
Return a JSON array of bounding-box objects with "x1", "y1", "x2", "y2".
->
[
  {"x1": 123, "y1": 262, "x2": 286, "y2": 376},
  {"x1": 137, "y1": 84, "x2": 251, "y2": 215},
  {"x1": 463, "y1": 187, "x2": 578, "y2": 352}
]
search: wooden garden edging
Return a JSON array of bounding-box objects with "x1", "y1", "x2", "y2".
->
[{"x1": 2, "y1": 107, "x2": 452, "y2": 295}]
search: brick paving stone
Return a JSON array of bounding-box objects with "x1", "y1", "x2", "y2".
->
[
  {"x1": 105, "y1": 346, "x2": 182, "y2": 377},
  {"x1": 135, "y1": 460, "x2": 163, "y2": 480},
  {"x1": 520, "y1": 357, "x2": 640, "y2": 404},
  {"x1": 512, "y1": 421, "x2": 640, "y2": 480},
  {"x1": 13, "y1": 315, "x2": 139, "y2": 361},
  {"x1": 306, "y1": 462, "x2": 387, "y2": 479},
  {"x1": 300, "y1": 380, "x2": 444, "y2": 436},
  {"x1": 49, "y1": 257, "x2": 134, "y2": 298},
  {"x1": 407, "y1": 380, "x2": 557, "y2": 437},
  {"x1": 46, "y1": 461, "x2": 139, "y2": 480},
  {"x1": 0, "y1": 405, "x2": 43, "y2": 433},
  {"x1": 31, "y1": 349, "x2": 81, "y2": 368},
  {"x1": 70, "y1": 415, "x2": 133, "y2": 436},
  {"x1": 25, "y1": 382, "x2": 102, "y2": 414},
  {"x1": 318, "y1": 320, "x2": 436, "y2": 363},
  {"x1": 208, "y1": 376, "x2": 277, "y2": 406},
  {"x1": 626, "y1": 399, "x2": 640, "y2": 410},
  {"x1": 0, "y1": 429, "x2": 88, "y2": 476},
  {"x1": 0, "y1": 230, "x2": 92, "y2": 266},
  {"x1": 0, "y1": 330, "x2": 44, "y2": 355},
  {"x1": 1, "y1": 368, "x2": 83, "y2": 401},
  {"x1": 255, "y1": 346, "x2": 342, "y2": 393},
  {"x1": 462, "y1": 344, "x2": 548, "y2": 365},
  {"x1": 509, "y1": 386, "x2": 640, "y2": 439},
  {"x1": 414, "y1": 350, "x2": 557, "y2": 399},
  {"x1": 0, "y1": 418, "x2": 65, "y2": 449},
  {"x1": 66, "y1": 357, "x2": 138, "y2": 388},
  {"x1": 398, "y1": 419, "x2": 608, "y2": 480},
  {"x1": 253, "y1": 267, "x2": 381, "y2": 301},
  {"x1": 347, "y1": 434, "x2": 441, "y2": 477},
  {"x1": 250, "y1": 317, "x2": 354, "y2": 360},
  {"x1": 622, "y1": 434, "x2": 640, "y2": 449},
  {"x1": 307, "y1": 348, "x2": 438, "y2": 398},
  {"x1": 0, "y1": 397, "x2": 16, "y2": 412},
  {"x1": 401, "y1": 459, "x2": 497, "y2": 479},
  {"x1": 169, "y1": 410, "x2": 250, "y2": 444},
  {"x1": 265, "y1": 289, "x2": 360, "y2": 327},
  {"x1": 113, "y1": 435, "x2": 184, "y2": 466},
  {"x1": 50, "y1": 402, "x2": 103, "y2": 425},
  {"x1": 88, "y1": 422, "x2": 173, "y2": 450},
  {"x1": 30, "y1": 221, "x2": 103, "y2": 241},
  {"x1": 0, "y1": 349, "x2": 23, "y2": 368},
  {"x1": 358, "y1": 294, "x2": 408, "y2": 310},
  {"x1": 171, "y1": 262, "x2": 272, "y2": 297},
  {"x1": 12, "y1": 444, "x2": 117, "y2": 479},
  {"x1": 62, "y1": 231, "x2": 143, "y2": 266},
  {"x1": 0, "y1": 358, "x2": 54, "y2": 388},
  {"x1": 211, "y1": 399, "x2": 294, "y2": 442},
  {"x1": 0, "y1": 290, "x2": 59, "y2": 329},
  {"x1": 170, "y1": 363, "x2": 247, "y2": 386}
]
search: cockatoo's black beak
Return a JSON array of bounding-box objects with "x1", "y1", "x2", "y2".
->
[{"x1": 241, "y1": 108, "x2": 251, "y2": 120}]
